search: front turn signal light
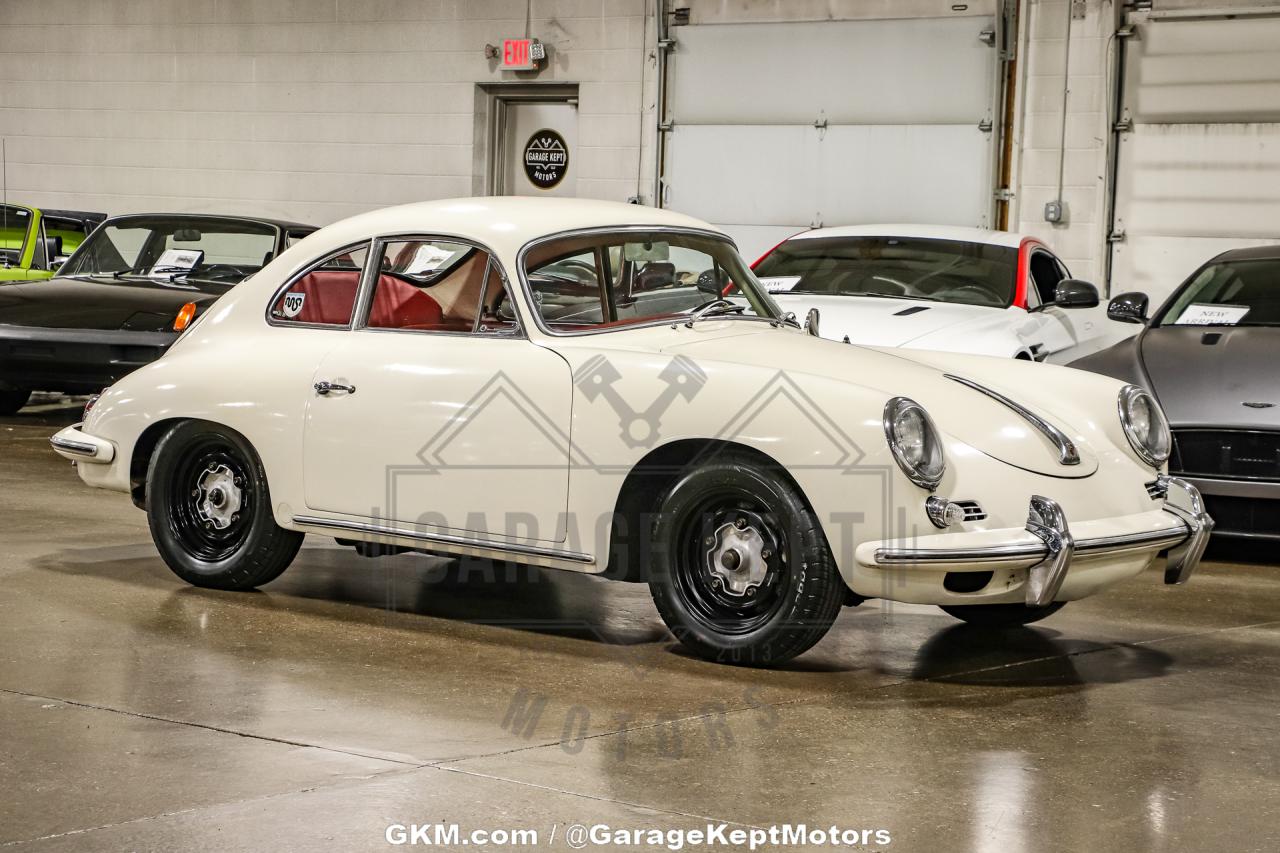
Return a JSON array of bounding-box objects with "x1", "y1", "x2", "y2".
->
[{"x1": 173, "y1": 302, "x2": 197, "y2": 332}]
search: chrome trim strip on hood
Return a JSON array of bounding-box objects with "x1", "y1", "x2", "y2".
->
[{"x1": 944, "y1": 374, "x2": 1081, "y2": 466}]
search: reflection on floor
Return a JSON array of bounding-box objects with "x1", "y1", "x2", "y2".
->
[{"x1": 2, "y1": 403, "x2": 1278, "y2": 852}]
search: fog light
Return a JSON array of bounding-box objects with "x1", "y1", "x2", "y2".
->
[{"x1": 926, "y1": 495, "x2": 967, "y2": 529}]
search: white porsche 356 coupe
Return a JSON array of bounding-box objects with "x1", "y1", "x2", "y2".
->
[
  {"x1": 752, "y1": 225, "x2": 1105, "y2": 362},
  {"x1": 52, "y1": 198, "x2": 1211, "y2": 666}
]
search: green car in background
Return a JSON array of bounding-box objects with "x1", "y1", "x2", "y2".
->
[{"x1": 1, "y1": 205, "x2": 106, "y2": 282}]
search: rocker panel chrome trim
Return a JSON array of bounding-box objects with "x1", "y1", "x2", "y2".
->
[{"x1": 291, "y1": 515, "x2": 596, "y2": 564}]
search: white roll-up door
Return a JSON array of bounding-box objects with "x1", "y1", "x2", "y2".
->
[
  {"x1": 1110, "y1": 11, "x2": 1280, "y2": 306},
  {"x1": 662, "y1": 11, "x2": 1000, "y2": 260}
]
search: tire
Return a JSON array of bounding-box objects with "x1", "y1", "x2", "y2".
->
[
  {"x1": 939, "y1": 602, "x2": 1065, "y2": 627},
  {"x1": 648, "y1": 451, "x2": 845, "y2": 667},
  {"x1": 0, "y1": 388, "x2": 32, "y2": 415},
  {"x1": 146, "y1": 420, "x2": 302, "y2": 590}
]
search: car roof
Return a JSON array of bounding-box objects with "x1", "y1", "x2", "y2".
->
[
  {"x1": 1211, "y1": 243, "x2": 1280, "y2": 263},
  {"x1": 784, "y1": 224, "x2": 1029, "y2": 249},
  {"x1": 101, "y1": 212, "x2": 316, "y2": 232},
  {"x1": 307, "y1": 197, "x2": 722, "y2": 257}
]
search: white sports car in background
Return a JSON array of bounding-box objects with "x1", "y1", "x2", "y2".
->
[{"x1": 751, "y1": 225, "x2": 1106, "y2": 362}]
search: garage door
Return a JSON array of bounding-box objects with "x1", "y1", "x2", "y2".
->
[
  {"x1": 1110, "y1": 11, "x2": 1280, "y2": 308},
  {"x1": 661, "y1": 10, "x2": 1001, "y2": 261}
]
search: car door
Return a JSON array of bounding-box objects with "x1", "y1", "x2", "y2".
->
[
  {"x1": 1021, "y1": 247, "x2": 1080, "y2": 360},
  {"x1": 299, "y1": 236, "x2": 574, "y2": 545}
]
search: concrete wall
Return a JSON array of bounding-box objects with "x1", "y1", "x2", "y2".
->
[
  {"x1": 0, "y1": 0, "x2": 653, "y2": 227},
  {"x1": 1008, "y1": 0, "x2": 1120, "y2": 288}
]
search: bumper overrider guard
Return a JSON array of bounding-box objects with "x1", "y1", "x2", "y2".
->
[{"x1": 873, "y1": 477, "x2": 1214, "y2": 606}]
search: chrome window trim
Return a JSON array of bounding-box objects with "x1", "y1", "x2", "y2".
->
[
  {"x1": 945, "y1": 374, "x2": 1081, "y2": 466},
  {"x1": 292, "y1": 515, "x2": 594, "y2": 564},
  {"x1": 352, "y1": 233, "x2": 526, "y2": 340},
  {"x1": 1118, "y1": 384, "x2": 1171, "y2": 468},
  {"x1": 514, "y1": 225, "x2": 781, "y2": 338},
  {"x1": 265, "y1": 239, "x2": 376, "y2": 331}
]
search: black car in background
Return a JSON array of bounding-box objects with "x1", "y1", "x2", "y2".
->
[
  {"x1": 1072, "y1": 245, "x2": 1280, "y2": 540},
  {"x1": 0, "y1": 213, "x2": 315, "y2": 414}
]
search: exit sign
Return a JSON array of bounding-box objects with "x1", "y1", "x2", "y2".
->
[{"x1": 501, "y1": 38, "x2": 545, "y2": 71}]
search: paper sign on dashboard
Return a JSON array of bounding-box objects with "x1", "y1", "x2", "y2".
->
[
  {"x1": 1173, "y1": 304, "x2": 1250, "y2": 326},
  {"x1": 149, "y1": 249, "x2": 203, "y2": 276},
  {"x1": 757, "y1": 276, "x2": 801, "y2": 293}
]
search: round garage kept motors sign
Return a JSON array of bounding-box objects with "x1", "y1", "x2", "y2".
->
[{"x1": 523, "y1": 129, "x2": 569, "y2": 189}]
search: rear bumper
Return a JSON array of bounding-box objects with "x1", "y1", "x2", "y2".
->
[
  {"x1": 50, "y1": 422, "x2": 116, "y2": 463},
  {"x1": 857, "y1": 477, "x2": 1213, "y2": 606},
  {"x1": 0, "y1": 325, "x2": 174, "y2": 393}
]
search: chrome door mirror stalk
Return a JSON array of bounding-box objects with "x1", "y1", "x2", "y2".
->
[{"x1": 804, "y1": 307, "x2": 820, "y2": 337}]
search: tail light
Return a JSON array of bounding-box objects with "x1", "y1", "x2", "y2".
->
[
  {"x1": 83, "y1": 392, "x2": 102, "y2": 419},
  {"x1": 173, "y1": 302, "x2": 197, "y2": 332}
]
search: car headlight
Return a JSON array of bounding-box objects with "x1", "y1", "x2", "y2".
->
[
  {"x1": 883, "y1": 397, "x2": 946, "y2": 490},
  {"x1": 1118, "y1": 384, "x2": 1171, "y2": 467}
]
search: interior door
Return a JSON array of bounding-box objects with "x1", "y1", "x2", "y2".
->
[
  {"x1": 302, "y1": 333, "x2": 574, "y2": 545},
  {"x1": 503, "y1": 101, "x2": 579, "y2": 198}
]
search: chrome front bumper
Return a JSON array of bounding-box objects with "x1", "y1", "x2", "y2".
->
[{"x1": 872, "y1": 477, "x2": 1214, "y2": 607}]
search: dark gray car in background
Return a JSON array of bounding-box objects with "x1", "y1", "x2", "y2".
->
[{"x1": 1072, "y1": 245, "x2": 1280, "y2": 540}]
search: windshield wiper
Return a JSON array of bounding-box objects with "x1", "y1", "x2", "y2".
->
[{"x1": 683, "y1": 299, "x2": 746, "y2": 327}]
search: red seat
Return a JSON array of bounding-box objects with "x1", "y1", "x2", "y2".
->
[{"x1": 367, "y1": 274, "x2": 444, "y2": 329}]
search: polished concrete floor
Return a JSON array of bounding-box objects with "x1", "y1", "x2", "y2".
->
[{"x1": 2, "y1": 396, "x2": 1278, "y2": 852}]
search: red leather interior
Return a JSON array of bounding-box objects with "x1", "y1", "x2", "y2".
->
[
  {"x1": 367, "y1": 274, "x2": 445, "y2": 329},
  {"x1": 276, "y1": 270, "x2": 463, "y2": 330},
  {"x1": 276, "y1": 270, "x2": 359, "y2": 325}
]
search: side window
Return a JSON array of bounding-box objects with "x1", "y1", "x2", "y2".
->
[
  {"x1": 270, "y1": 244, "x2": 368, "y2": 326},
  {"x1": 1028, "y1": 251, "x2": 1063, "y2": 307},
  {"x1": 365, "y1": 239, "x2": 493, "y2": 333},
  {"x1": 525, "y1": 234, "x2": 730, "y2": 330}
]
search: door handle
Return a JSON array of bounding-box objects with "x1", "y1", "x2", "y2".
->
[{"x1": 314, "y1": 381, "x2": 356, "y2": 396}]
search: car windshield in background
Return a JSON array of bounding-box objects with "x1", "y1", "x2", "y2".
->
[
  {"x1": 1159, "y1": 258, "x2": 1280, "y2": 327},
  {"x1": 754, "y1": 236, "x2": 1019, "y2": 308},
  {"x1": 58, "y1": 217, "x2": 277, "y2": 285},
  {"x1": 0, "y1": 205, "x2": 33, "y2": 265},
  {"x1": 523, "y1": 230, "x2": 779, "y2": 331}
]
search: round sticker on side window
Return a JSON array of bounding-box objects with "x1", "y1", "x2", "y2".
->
[{"x1": 523, "y1": 129, "x2": 569, "y2": 189}]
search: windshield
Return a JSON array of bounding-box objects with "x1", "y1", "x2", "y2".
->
[
  {"x1": 523, "y1": 230, "x2": 779, "y2": 332},
  {"x1": 0, "y1": 205, "x2": 34, "y2": 266},
  {"x1": 753, "y1": 236, "x2": 1018, "y2": 308},
  {"x1": 1158, "y1": 258, "x2": 1280, "y2": 327},
  {"x1": 58, "y1": 216, "x2": 277, "y2": 284}
]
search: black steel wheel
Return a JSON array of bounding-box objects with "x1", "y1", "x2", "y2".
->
[
  {"x1": 146, "y1": 420, "x2": 302, "y2": 590},
  {"x1": 649, "y1": 450, "x2": 845, "y2": 666}
]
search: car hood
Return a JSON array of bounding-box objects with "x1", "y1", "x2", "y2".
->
[
  {"x1": 767, "y1": 293, "x2": 1002, "y2": 348},
  {"x1": 0, "y1": 275, "x2": 228, "y2": 332},
  {"x1": 640, "y1": 321, "x2": 1109, "y2": 478},
  {"x1": 1142, "y1": 325, "x2": 1280, "y2": 429}
]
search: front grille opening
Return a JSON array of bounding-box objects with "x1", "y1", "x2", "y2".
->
[
  {"x1": 1171, "y1": 429, "x2": 1280, "y2": 481},
  {"x1": 1145, "y1": 479, "x2": 1166, "y2": 500},
  {"x1": 954, "y1": 500, "x2": 987, "y2": 521},
  {"x1": 944, "y1": 570, "x2": 994, "y2": 593}
]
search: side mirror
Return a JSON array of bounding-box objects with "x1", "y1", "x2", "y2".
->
[
  {"x1": 695, "y1": 268, "x2": 723, "y2": 297},
  {"x1": 1054, "y1": 278, "x2": 1099, "y2": 308},
  {"x1": 1107, "y1": 291, "x2": 1150, "y2": 325},
  {"x1": 804, "y1": 307, "x2": 820, "y2": 337}
]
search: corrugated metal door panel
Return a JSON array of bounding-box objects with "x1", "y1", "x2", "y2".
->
[
  {"x1": 816, "y1": 125, "x2": 992, "y2": 225},
  {"x1": 664, "y1": 15, "x2": 997, "y2": 260},
  {"x1": 1111, "y1": 15, "x2": 1280, "y2": 306},
  {"x1": 669, "y1": 18, "x2": 994, "y2": 125}
]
